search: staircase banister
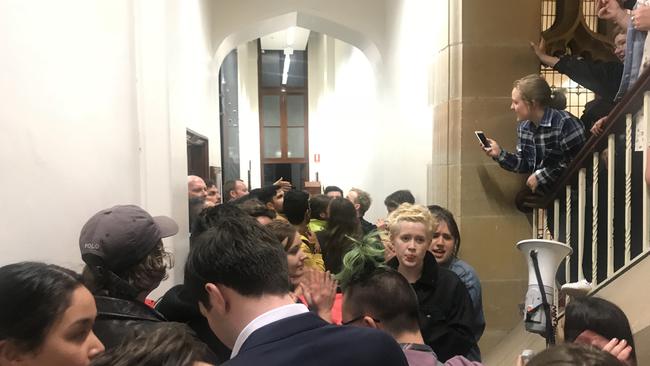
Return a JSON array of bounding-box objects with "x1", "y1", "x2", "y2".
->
[{"x1": 528, "y1": 67, "x2": 650, "y2": 209}]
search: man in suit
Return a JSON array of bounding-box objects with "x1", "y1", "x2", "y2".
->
[{"x1": 183, "y1": 206, "x2": 408, "y2": 366}]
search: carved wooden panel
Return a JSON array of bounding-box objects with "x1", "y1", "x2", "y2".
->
[{"x1": 543, "y1": 0, "x2": 618, "y2": 62}]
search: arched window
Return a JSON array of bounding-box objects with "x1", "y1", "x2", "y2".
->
[{"x1": 540, "y1": 0, "x2": 616, "y2": 118}]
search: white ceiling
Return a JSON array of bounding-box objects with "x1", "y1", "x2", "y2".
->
[{"x1": 260, "y1": 27, "x2": 311, "y2": 51}]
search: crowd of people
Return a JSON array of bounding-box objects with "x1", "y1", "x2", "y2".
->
[
  {"x1": 0, "y1": 174, "x2": 641, "y2": 365},
  {"x1": 2, "y1": 1, "x2": 648, "y2": 365}
]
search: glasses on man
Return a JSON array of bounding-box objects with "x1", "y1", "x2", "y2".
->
[{"x1": 341, "y1": 315, "x2": 381, "y2": 326}]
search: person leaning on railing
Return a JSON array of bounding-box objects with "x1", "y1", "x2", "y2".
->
[
  {"x1": 529, "y1": 31, "x2": 625, "y2": 130},
  {"x1": 483, "y1": 74, "x2": 587, "y2": 194}
]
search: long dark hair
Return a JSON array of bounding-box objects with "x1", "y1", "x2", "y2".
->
[
  {"x1": 0, "y1": 262, "x2": 83, "y2": 352},
  {"x1": 320, "y1": 198, "x2": 361, "y2": 273},
  {"x1": 564, "y1": 297, "x2": 636, "y2": 363},
  {"x1": 324, "y1": 198, "x2": 360, "y2": 239}
]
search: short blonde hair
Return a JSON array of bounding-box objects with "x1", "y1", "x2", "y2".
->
[{"x1": 387, "y1": 203, "x2": 437, "y2": 240}]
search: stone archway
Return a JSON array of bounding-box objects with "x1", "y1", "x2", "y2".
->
[{"x1": 213, "y1": 11, "x2": 382, "y2": 75}]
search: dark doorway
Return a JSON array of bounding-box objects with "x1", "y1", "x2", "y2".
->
[{"x1": 187, "y1": 129, "x2": 209, "y2": 179}]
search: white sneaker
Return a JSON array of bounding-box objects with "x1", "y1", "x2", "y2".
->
[{"x1": 561, "y1": 279, "x2": 593, "y2": 297}]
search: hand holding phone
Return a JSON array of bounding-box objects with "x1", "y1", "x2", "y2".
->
[{"x1": 475, "y1": 131, "x2": 491, "y2": 148}]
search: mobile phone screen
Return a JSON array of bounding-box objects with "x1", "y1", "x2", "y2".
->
[{"x1": 475, "y1": 131, "x2": 490, "y2": 148}]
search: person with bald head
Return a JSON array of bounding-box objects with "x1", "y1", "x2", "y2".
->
[{"x1": 188, "y1": 175, "x2": 207, "y2": 230}]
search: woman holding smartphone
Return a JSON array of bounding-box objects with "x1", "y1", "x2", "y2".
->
[{"x1": 483, "y1": 74, "x2": 586, "y2": 194}]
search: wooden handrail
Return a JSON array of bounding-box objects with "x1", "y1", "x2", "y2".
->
[{"x1": 527, "y1": 67, "x2": 650, "y2": 209}]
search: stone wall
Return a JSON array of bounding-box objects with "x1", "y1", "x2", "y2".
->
[{"x1": 431, "y1": 0, "x2": 544, "y2": 351}]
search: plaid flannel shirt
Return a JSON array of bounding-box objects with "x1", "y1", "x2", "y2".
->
[{"x1": 495, "y1": 108, "x2": 586, "y2": 193}]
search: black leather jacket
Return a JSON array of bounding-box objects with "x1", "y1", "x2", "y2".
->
[
  {"x1": 94, "y1": 295, "x2": 168, "y2": 349},
  {"x1": 94, "y1": 295, "x2": 218, "y2": 363}
]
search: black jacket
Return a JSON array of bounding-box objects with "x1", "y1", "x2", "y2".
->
[
  {"x1": 226, "y1": 312, "x2": 408, "y2": 366},
  {"x1": 94, "y1": 295, "x2": 219, "y2": 363},
  {"x1": 94, "y1": 295, "x2": 168, "y2": 350},
  {"x1": 553, "y1": 56, "x2": 623, "y2": 130},
  {"x1": 553, "y1": 55, "x2": 623, "y2": 102},
  {"x1": 388, "y1": 252, "x2": 476, "y2": 362},
  {"x1": 360, "y1": 217, "x2": 377, "y2": 235},
  {"x1": 581, "y1": 97, "x2": 616, "y2": 130},
  {"x1": 155, "y1": 285, "x2": 232, "y2": 363}
]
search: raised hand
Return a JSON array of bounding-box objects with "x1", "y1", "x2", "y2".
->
[
  {"x1": 631, "y1": 3, "x2": 650, "y2": 31},
  {"x1": 530, "y1": 37, "x2": 546, "y2": 58},
  {"x1": 273, "y1": 177, "x2": 292, "y2": 191},
  {"x1": 576, "y1": 330, "x2": 635, "y2": 366},
  {"x1": 299, "y1": 270, "x2": 338, "y2": 322},
  {"x1": 602, "y1": 338, "x2": 634, "y2": 366},
  {"x1": 529, "y1": 37, "x2": 559, "y2": 67},
  {"x1": 598, "y1": 0, "x2": 630, "y2": 28}
]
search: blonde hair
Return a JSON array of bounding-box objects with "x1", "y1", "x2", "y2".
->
[
  {"x1": 514, "y1": 74, "x2": 566, "y2": 110},
  {"x1": 386, "y1": 203, "x2": 437, "y2": 240}
]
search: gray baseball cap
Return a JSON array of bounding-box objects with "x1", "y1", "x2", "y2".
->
[{"x1": 79, "y1": 205, "x2": 178, "y2": 273}]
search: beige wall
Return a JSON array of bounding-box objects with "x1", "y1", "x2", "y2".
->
[
  {"x1": 0, "y1": 0, "x2": 220, "y2": 298},
  {"x1": 307, "y1": 33, "x2": 381, "y2": 196},
  {"x1": 0, "y1": 0, "x2": 140, "y2": 270},
  {"x1": 431, "y1": 0, "x2": 543, "y2": 352}
]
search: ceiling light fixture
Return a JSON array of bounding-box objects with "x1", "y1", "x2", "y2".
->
[{"x1": 282, "y1": 47, "x2": 293, "y2": 85}]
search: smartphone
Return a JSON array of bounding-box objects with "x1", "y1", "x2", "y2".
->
[
  {"x1": 520, "y1": 349, "x2": 535, "y2": 365},
  {"x1": 474, "y1": 131, "x2": 490, "y2": 148}
]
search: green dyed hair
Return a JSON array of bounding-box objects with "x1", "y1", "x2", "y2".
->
[
  {"x1": 335, "y1": 232, "x2": 386, "y2": 290},
  {"x1": 337, "y1": 233, "x2": 422, "y2": 336}
]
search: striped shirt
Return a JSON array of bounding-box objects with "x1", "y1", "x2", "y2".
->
[{"x1": 495, "y1": 108, "x2": 586, "y2": 193}]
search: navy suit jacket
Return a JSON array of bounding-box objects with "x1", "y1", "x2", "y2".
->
[{"x1": 224, "y1": 312, "x2": 408, "y2": 366}]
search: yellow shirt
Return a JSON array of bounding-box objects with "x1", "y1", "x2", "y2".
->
[{"x1": 300, "y1": 234, "x2": 324, "y2": 271}]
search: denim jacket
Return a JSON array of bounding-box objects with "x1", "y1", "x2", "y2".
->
[
  {"x1": 447, "y1": 258, "x2": 485, "y2": 361},
  {"x1": 615, "y1": 2, "x2": 648, "y2": 100}
]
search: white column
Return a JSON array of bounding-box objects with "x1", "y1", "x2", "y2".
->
[
  {"x1": 592, "y1": 152, "x2": 599, "y2": 285},
  {"x1": 607, "y1": 134, "x2": 615, "y2": 276},
  {"x1": 625, "y1": 114, "x2": 633, "y2": 264},
  {"x1": 578, "y1": 168, "x2": 586, "y2": 281},
  {"x1": 643, "y1": 92, "x2": 650, "y2": 252},
  {"x1": 566, "y1": 185, "x2": 572, "y2": 283}
]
